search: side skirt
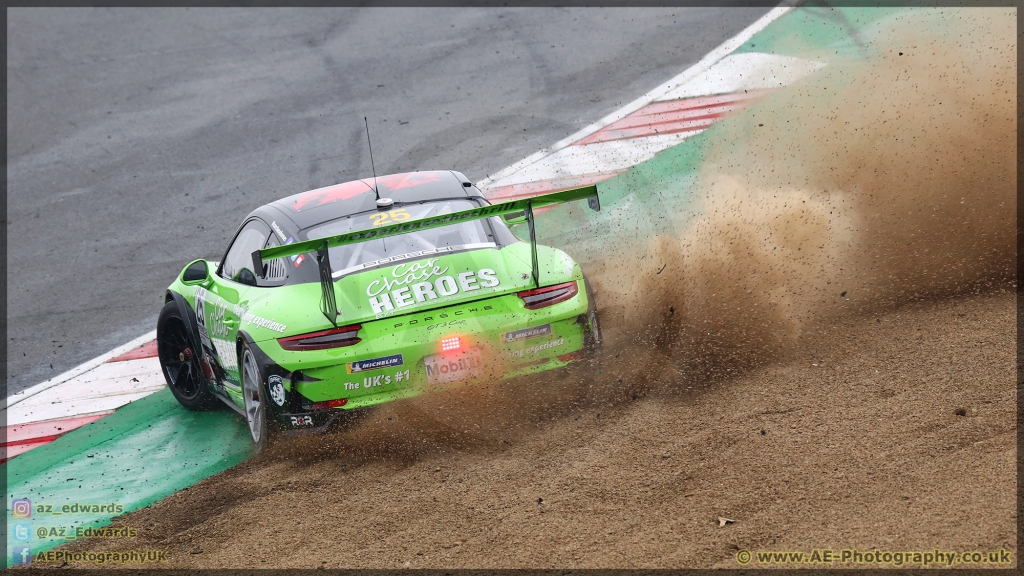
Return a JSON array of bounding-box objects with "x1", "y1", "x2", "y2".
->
[{"x1": 212, "y1": 389, "x2": 246, "y2": 417}]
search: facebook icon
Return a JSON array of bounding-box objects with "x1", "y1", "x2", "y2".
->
[{"x1": 11, "y1": 546, "x2": 32, "y2": 565}]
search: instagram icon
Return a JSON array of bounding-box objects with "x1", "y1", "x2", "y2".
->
[{"x1": 11, "y1": 498, "x2": 32, "y2": 518}]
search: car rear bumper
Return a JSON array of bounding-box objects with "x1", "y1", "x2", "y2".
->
[{"x1": 253, "y1": 287, "x2": 597, "y2": 430}]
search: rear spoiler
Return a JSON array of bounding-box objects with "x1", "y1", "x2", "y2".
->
[{"x1": 252, "y1": 184, "x2": 600, "y2": 326}]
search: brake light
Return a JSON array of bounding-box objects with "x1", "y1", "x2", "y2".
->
[
  {"x1": 517, "y1": 281, "x2": 579, "y2": 310},
  {"x1": 441, "y1": 336, "x2": 462, "y2": 352},
  {"x1": 278, "y1": 325, "x2": 361, "y2": 351},
  {"x1": 310, "y1": 398, "x2": 348, "y2": 410}
]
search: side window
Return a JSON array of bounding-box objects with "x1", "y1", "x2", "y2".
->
[
  {"x1": 257, "y1": 235, "x2": 288, "y2": 287},
  {"x1": 220, "y1": 220, "x2": 270, "y2": 286},
  {"x1": 488, "y1": 216, "x2": 520, "y2": 246}
]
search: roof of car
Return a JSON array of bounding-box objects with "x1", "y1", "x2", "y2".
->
[{"x1": 249, "y1": 170, "x2": 484, "y2": 233}]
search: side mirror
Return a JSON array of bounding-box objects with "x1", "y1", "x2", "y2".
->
[{"x1": 181, "y1": 259, "x2": 211, "y2": 285}]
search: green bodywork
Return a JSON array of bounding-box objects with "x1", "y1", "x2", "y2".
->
[
  {"x1": 169, "y1": 242, "x2": 589, "y2": 411},
  {"x1": 166, "y1": 186, "x2": 600, "y2": 415}
]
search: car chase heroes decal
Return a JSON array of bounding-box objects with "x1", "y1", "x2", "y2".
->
[{"x1": 366, "y1": 258, "x2": 499, "y2": 317}]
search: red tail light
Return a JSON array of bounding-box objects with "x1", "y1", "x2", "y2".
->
[
  {"x1": 278, "y1": 325, "x2": 361, "y2": 351},
  {"x1": 310, "y1": 398, "x2": 348, "y2": 410},
  {"x1": 517, "y1": 281, "x2": 579, "y2": 310}
]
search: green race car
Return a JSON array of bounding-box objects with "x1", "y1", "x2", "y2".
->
[{"x1": 157, "y1": 170, "x2": 602, "y2": 451}]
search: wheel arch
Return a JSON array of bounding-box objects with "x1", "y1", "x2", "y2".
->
[
  {"x1": 236, "y1": 329, "x2": 251, "y2": 360},
  {"x1": 157, "y1": 295, "x2": 220, "y2": 411},
  {"x1": 236, "y1": 330, "x2": 296, "y2": 418},
  {"x1": 165, "y1": 290, "x2": 203, "y2": 357}
]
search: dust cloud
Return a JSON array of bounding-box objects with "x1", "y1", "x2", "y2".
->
[{"x1": 591, "y1": 8, "x2": 1016, "y2": 386}]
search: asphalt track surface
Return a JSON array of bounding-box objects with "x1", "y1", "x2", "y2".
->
[{"x1": 6, "y1": 6, "x2": 772, "y2": 396}]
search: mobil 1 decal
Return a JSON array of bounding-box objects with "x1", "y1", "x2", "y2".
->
[{"x1": 367, "y1": 258, "x2": 499, "y2": 317}]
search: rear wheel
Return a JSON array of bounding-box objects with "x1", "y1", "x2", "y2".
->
[
  {"x1": 157, "y1": 301, "x2": 218, "y2": 411},
  {"x1": 240, "y1": 342, "x2": 273, "y2": 453}
]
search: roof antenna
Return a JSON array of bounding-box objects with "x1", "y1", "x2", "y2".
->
[{"x1": 365, "y1": 117, "x2": 393, "y2": 210}]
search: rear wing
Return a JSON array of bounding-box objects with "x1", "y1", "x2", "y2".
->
[{"x1": 252, "y1": 184, "x2": 600, "y2": 326}]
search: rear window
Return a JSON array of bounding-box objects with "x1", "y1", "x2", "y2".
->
[{"x1": 303, "y1": 199, "x2": 501, "y2": 279}]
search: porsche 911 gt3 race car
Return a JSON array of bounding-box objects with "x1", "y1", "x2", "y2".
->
[{"x1": 157, "y1": 170, "x2": 602, "y2": 451}]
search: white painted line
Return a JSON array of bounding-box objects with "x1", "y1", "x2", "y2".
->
[
  {"x1": 487, "y1": 52, "x2": 825, "y2": 189},
  {"x1": 656, "y1": 53, "x2": 826, "y2": 102},
  {"x1": 492, "y1": 131, "x2": 704, "y2": 187},
  {"x1": 477, "y1": 1, "x2": 799, "y2": 190},
  {"x1": 5, "y1": 330, "x2": 157, "y2": 409},
  {"x1": 7, "y1": 394, "x2": 162, "y2": 427},
  {"x1": 5, "y1": 357, "x2": 165, "y2": 426}
]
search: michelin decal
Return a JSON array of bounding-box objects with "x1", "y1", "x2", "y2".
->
[
  {"x1": 502, "y1": 323, "x2": 552, "y2": 343},
  {"x1": 347, "y1": 354, "x2": 404, "y2": 374}
]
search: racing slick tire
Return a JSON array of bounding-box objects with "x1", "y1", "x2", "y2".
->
[
  {"x1": 156, "y1": 301, "x2": 220, "y2": 411},
  {"x1": 240, "y1": 340, "x2": 275, "y2": 453}
]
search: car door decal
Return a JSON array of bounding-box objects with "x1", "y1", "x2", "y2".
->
[{"x1": 194, "y1": 286, "x2": 241, "y2": 373}]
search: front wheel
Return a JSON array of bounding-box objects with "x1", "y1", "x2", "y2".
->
[
  {"x1": 240, "y1": 342, "x2": 273, "y2": 453},
  {"x1": 157, "y1": 301, "x2": 219, "y2": 411}
]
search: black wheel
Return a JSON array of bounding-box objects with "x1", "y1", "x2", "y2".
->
[
  {"x1": 157, "y1": 300, "x2": 219, "y2": 411},
  {"x1": 240, "y1": 340, "x2": 274, "y2": 453}
]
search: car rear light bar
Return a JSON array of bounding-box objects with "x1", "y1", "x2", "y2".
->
[
  {"x1": 517, "y1": 281, "x2": 579, "y2": 310},
  {"x1": 278, "y1": 324, "x2": 361, "y2": 351}
]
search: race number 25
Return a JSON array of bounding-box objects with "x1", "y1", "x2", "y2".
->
[{"x1": 369, "y1": 209, "x2": 411, "y2": 227}]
